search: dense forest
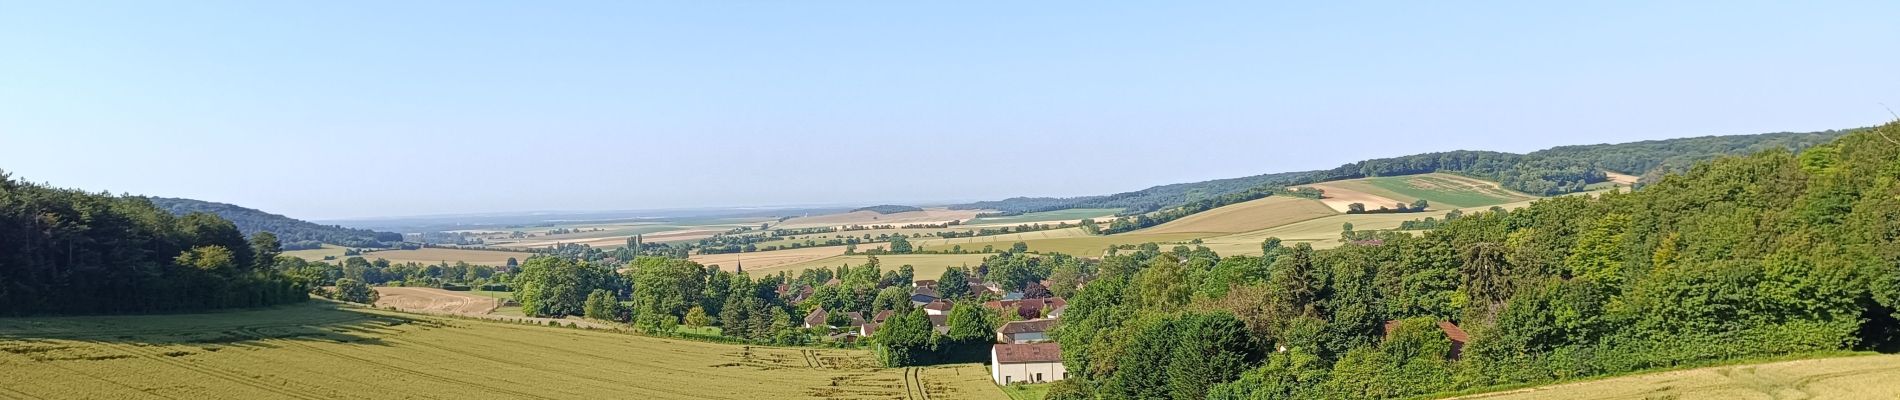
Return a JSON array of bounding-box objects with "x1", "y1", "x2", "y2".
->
[
  {"x1": 0, "y1": 174, "x2": 312, "y2": 315},
  {"x1": 1039, "y1": 122, "x2": 1900, "y2": 399},
  {"x1": 960, "y1": 128, "x2": 1856, "y2": 215},
  {"x1": 148, "y1": 197, "x2": 400, "y2": 249}
]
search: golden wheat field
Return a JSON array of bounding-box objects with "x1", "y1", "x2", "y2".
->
[
  {"x1": 1446, "y1": 354, "x2": 1900, "y2": 400},
  {"x1": 0, "y1": 302, "x2": 1008, "y2": 400}
]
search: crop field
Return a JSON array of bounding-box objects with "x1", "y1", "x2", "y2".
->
[
  {"x1": 0, "y1": 302, "x2": 1009, "y2": 399},
  {"x1": 689, "y1": 245, "x2": 848, "y2": 272},
  {"x1": 283, "y1": 244, "x2": 348, "y2": 261},
  {"x1": 373, "y1": 287, "x2": 501, "y2": 315},
  {"x1": 909, "y1": 227, "x2": 1096, "y2": 250},
  {"x1": 776, "y1": 208, "x2": 988, "y2": 229},
  {"x1": 1138, "y1": 196, "x2": 1337, "y2": 235},
  {"x1": 1195, "y1": 198, "x2": 1547, "y2": 255},
  {"x1": 1448, "y1": 354, "x2": 1900, "y2": 400},
  {"x1": 1308, "y1": 173, "x2": 1535, "y2": 210},
  {"x1": 966, "y1": 208, "x2": 1120, "y2": 225},
  {"x1": 750, "y1": 254, "x2": 997, "y2": 280},
  {"x1": 350, "y1": 247, "x2": 535, "y2": 266},
  {"x1": 500, "y1": 228, "x2": 727, "y2": 249}
]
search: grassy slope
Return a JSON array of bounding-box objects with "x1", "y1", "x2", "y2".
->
[
  {"x1": 1137, "y1": 196, "x2": 1338, "y2": 235},
  {"x1": 0, "y1": 302, "x2": 1007, "y2": 400}
]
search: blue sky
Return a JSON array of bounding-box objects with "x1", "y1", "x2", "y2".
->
[{"x1": 2, "y1": 1, "x2": 1896, "y2": 220}]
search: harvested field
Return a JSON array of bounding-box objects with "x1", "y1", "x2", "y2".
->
[
  {"x1": 350, "y1": 247, "x2": 535, "y2": 266},
  {"x1": 374, "y1": 287, "x2": 500, "y2": 315},
  {"x1": 283, "y1": 244, "x2": 348, "y2": 261},
  {"x1": 501, "y1": 228, "x2": 724, "y2": 249},
  {"x1": 776, "y1": 208, "x2": 988, "y2": 229},
  {"x1": 909, "y1": 227, "x2": 1096, "y2": 250},
  {"x1": 1138, "y1": 196, "x2": 1337, "y2": 235},
  {"x1": 966, "y1": 208, "x2": 1120, "y2": 225},
  {"x1": 1197, "y1": 200, "x2": 1541, "y2": 254},
  {"x1": 1307, "y1": 173, "x2": 1534, "y2": 209},
  {"x1": 1304, "y1": 181, "x2": 1409, "y2": 213},
  {"x1": 751, "y1": 254, "x2": 996, "y2": 281},
  {"x1": 1603, "y1": 171, "x2": 1640, "y2": 185},
  {"x1": 1449, "y1": 354, "x2": 1900, "y2": 400},
  {"x1": 690, "y1": 245, "x2": 847, "y2": 272},
  {"x1": 0, "y1": 302, "x2": 1008, "y2": 400}
]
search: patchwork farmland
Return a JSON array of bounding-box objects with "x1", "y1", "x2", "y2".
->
[{"x1": 0, "y1": 302, "x2": 1008, "y2": 400}]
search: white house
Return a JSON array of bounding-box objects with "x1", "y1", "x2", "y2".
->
[{"x1": 991, "y1": 343, "x2": 1066, "y2": 385}]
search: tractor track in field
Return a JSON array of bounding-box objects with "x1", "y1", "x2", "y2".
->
[
  {"x1": 231, "y1": 326, "x2": 559, "y2": 400},
  {"x1": 0, "y1": 384, "x2": 39, "y2": 400},
  {"x1": 407, "y1": 324, "x2": 715, "y2": 399},
  {"x1": 92, "y1": 340, "x2": 327, "y2": 400}
]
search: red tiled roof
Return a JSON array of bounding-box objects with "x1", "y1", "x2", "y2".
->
[
  {"x1": 805, "y1": 307, "x2": 828, "y2": 327},
  {"x1": 998, "y1": 319, "x2": 1057, "y2": 335},
  {"x1": 993, "y1": 343, "x2": 1062, "y2": 364},
  {"x1": 873, "y1": 310, "x2": 894, "y2": 323},
  {"x1": 983, "y1": 298, "x2": 1067, "y2": 319},
  {"x1": 1438, "y1": 321, "x2": 1469, "y2": 343},
  {"x1": 924, "y1": 300, "x2": 953, "y2": 311}
]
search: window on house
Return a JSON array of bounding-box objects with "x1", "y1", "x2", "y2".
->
[
  {"x1": 1035, "y1": 373, "x2": 1043, "y2": 382},
  {"x1": 1005, "y1": 376, "x2": 1012, "y2": 384}
]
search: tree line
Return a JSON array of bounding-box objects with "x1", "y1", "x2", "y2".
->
[{"x1": 0, "y1": 175, "x2": 312, "y2": 315}]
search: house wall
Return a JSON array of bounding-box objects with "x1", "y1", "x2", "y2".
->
[
  {"x1": 1001, "y1": 332, "x2": 1049, "y2": 344},
  {"x1": 991, "y1": 361, "x2": 1066, "y2": 385}
]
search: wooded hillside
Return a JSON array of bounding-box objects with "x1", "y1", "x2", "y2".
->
[
  {"x1": 147, "y1": 197, "x2": 400, "y2": 249},
  {"x1": 1044, "y1": 122, "x2": 1899, "y2": 400},
  {"x1": 961, "y1": 128, "x2": 1856, "y2": 215},
  {"x1": 0, "y1": 173, "x2": 312, "y2": 315}
]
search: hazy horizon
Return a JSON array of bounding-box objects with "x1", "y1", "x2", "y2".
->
[{"x1": 5, "y1": 1, "x2": 1897, "y2": 220}]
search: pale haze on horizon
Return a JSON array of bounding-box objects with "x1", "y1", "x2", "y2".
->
[{"x1": 2, "y1": 1, "x2": 1896, "y2": 220}]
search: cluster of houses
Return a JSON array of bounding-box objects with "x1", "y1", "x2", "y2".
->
[
  {"x1": 783, "y1": 274, "x2": 1475, "y2": 388},
  {"x1": 780, "y1": 275, "x2": 1075, "y2": 386}
]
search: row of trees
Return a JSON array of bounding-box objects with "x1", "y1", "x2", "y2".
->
[{"x1": 1045, "y1": 122, "x2": 1900, "y2": 399}]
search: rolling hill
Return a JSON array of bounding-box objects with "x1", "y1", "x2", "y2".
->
[
  {"x1": 956, "y1": 127, "x2": 1856, "y2": 215},
  {"x1": 146, "y1": 197, "x2": 400, "y2": 249}
]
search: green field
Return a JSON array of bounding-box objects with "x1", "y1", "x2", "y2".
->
[
  {"x1": 1000, "y1": 383, "x2": 1052, "y2": 400},
  {"x1": 0, "y1": 302, "x2": 1007, "y2": 399},
  {"x1": 967, "y1": 208, "x2": 1120, "y2": 225},
  {"x1": 1325, "y1": 173, "x2": 1536, "y2": 209}
]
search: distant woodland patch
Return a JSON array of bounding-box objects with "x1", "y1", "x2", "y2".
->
[{"x1": 851, "y1": 205, "x2": 924, "y2": 214}]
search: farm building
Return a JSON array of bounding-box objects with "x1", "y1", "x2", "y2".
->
[
  {"x1": 996, "y1": 319, "x2": 1057, "y2": 344},
  {"x1": 1383, "y1": 320, "x2": 1470, "y2": 360},
  {"x1": 983, "y1": 297, "x2": 1068, "y2": 320},
  {"x1": 923, "y1": 300, "x2": 954, "y2": 316},
  {"x1": 928, "y1": 314, "x2": 949, "y2": 334},
  {"x1": 802, "y1": 307, "x2": 864, "y2": 329},
  {"x1": 991, "y1": 343, "x2": 1066, "y2": 385},
  {"x1": 859, "y1": 310, "x2": 895, "y2": 336},
  {"x1": 911, "y1": 286, "x2": 940, "y2": 305}
]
